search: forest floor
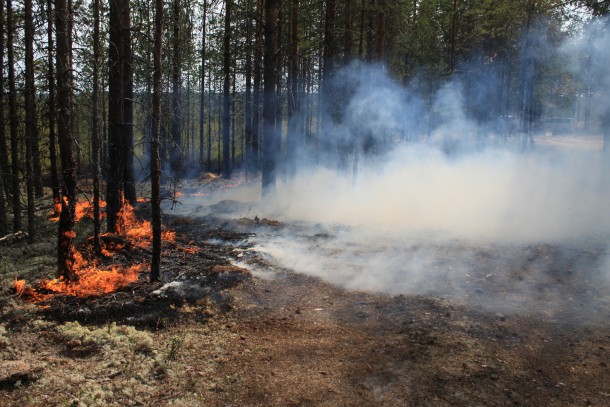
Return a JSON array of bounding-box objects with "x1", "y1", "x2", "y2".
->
[{"x1": 1, "y1": 173, "x2": 610, "y2": 406}]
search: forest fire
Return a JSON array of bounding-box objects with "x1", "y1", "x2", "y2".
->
[{"x1": 14, "y1": 197, "x2": 192, "y2": 302}]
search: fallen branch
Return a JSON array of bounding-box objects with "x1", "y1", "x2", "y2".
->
[{"x1": 0, "y1": 231, "x2": 28, "y2": 246}]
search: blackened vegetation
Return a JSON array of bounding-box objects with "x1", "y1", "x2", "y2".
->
[{"x1": 39, "y1": 214, "x2": 252, "y2": 328}]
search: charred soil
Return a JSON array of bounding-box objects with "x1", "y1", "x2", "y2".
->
[{"x1": 1, "y1": 182, "x2": 609, "y2": 406}]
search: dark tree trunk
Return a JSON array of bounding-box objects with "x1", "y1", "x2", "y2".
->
[
  {"x1": 55, "y1": 0, "x2": 78, "y2": 281},
  {"x1": 344, "y1": 0, "x2": 354, "y2": 63},
  {"x1": 449, "y1": 0, "x2": 457, "y2": 73},
  {"x1": 244, "y1": 0, "x2": 253, "y2": 178},
  {"x1": 207, "y1": 71, "x2": 212, "y2": 170},
  {"x1": 24, "y1": 0, "x2": 36, "y2": 242},
  {"x1": 0, "y1": 169, "x2": 5, "y2": 237},
  {"x1": 252, "y1": 0, "x2": 263, "y2": 178},
  {"x1": 376, "y1": 0, "x2": 386, "y2": 61},
  {"x1": 261, "y1": 0, "x2": 279, "y2": 196},
  {"x1": 358, "y1": 0, "x2": 365, "y2": 58},
  {"x1": 6, "y1": 0, "x2": 19, "y2": 233},
  {"x1": 286, "y1": 0, "x2": 299, "y2": 177},
  {"x1": 0, "y1": 0, "x2": 10, "y2": 208},
  {"x1": 122, "y1": 0, "x2": 136, "y2": 206},
  {"x1": 170, "y1": 0, "x2": 183, "y2": 177},
  {"x1": 47, "y1": 0, "x2": 60, "y2": 203},
  {"x1": 107, "y1": 0, "x2": 125, "y2": 233},
  {"x1": 222, "y1": 0, "x2": 232, "y2": 178},
  {"x1": 151, "y1": 0, "x2": 163, "y2": 282},
  {"x1": 199, "y1": 1, "x2": 207, "y2": 168},
  {"x1": 92, "y1": 0, "x2": 101, "y2": 253}
]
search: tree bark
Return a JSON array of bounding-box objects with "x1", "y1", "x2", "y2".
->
[
  {"x1": 286, "y1": 0, "x2": 299, "y2": 177},
  {"x1": 6, "y1": 0, "x2": 19, "y2": 233},
  {"x1": 151, "y1": 0, "x2": 164, "y2": 282},
  {"x1": 0, "y1": 0, "x2": 10, "y2": 212},
  {"x1": 261, "y1": 0, "x2": 279, "y2": 196},
  {"x1": 92, "y1": 0, "x2": 101, "y2": 253},
  {"x1": 47, "y1": 0, "x2": 60, "y2": 203},
  {"x1": 123, "y1": 0, "x2": 136, "y2": 205},
  {"x1": 24, "y1": 0, "x2": 37, "y2": 242},
  {"x1": 55, "y1": 0, "x2": 78, "y2": 281},
  {"x1": 245, "y1": 0, "x2": 253, "y2": 178},
  {"x1": 344, "y1": 0, "x2": 354, "y2": 63},
  {"x1": 199, "y1": 1, "x2": 207, "y2": 168},
  {"x1": 107, "y1": 0, "x2": 125, "y2": 232},
  {"x1": 222, "y1": 0, "x2": 232, "y2": 178},
  {"x1": 170, "y1": 0, "x2": 183, "y2": 177},
  {"x1": 252, "y1": 0, "x2": 263, "y2": 177}
]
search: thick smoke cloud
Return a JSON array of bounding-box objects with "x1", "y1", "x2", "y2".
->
[{"x1": 172, "y1": 17, "x2": 610, "y2": 319}]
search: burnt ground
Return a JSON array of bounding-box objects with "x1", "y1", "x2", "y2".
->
[{"x1": 1, "y1": 183, "x2": 610, "y2": 406}]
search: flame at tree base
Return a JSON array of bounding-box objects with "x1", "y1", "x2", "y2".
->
[{"x1": 14, "y1": 197, "x2": 194, "y2": 302}]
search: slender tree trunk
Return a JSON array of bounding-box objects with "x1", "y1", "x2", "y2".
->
[
  {"x1": 92, "y1": 0, "x2": 101, "y2": 253},
  {"x1": 449, "y1": 0, "x2": 458, "y2": 73},
  {"x1": 261, "y1": 0, "x2": 279, "y2": 196},
  {"x1": 0, "y1": 0, "x2": 10, "y2": 207},
  {"x1": 207, "y1": 71, "x2": 212, "y2": 170},
  {"x1": 376, "y1": 0, "x2": 386, "y2": 61},
  {"x1": 358, "y1": 0, "x2": 365, "y2": 59},
  {"x1": 286, "y1": 0, "x2": 299, "y2": 177},
  {"x1": 6, "y1": 0, "x2": 19, "y2": 232},
  {"x1": 252, "y1": 0, "x2": 263, "y2": 177},
  {"x1": 199, "y1": 1, "x2": 207, "y2": 168},
  {"x1": 56, "y1": 0, "x2": 78, "y2": 281},
  {"x1": 244, "y1": 0, "x2": 253, "y2": 178},
  {"x1": 0, "y1": 169, "x2": 5, "y2": 237},
  {"x1": 170, "y1": 0, "x2": 183, "y2": 177},
  {"x1": 123, "y1": 0, "x2": 136, "y2": 205},
  {"x1": 344, "y1": 0, "x2": 354, "y2": 64},
  {"x1": 222, "y1": 0, "x2": 232, "y2": 178},
  {"x1": 47, "y1": 0, "x2": 60, "y2": 203},
  {"x1": 24, "y1": 0, "x2": 37, "y2": 242},
  {"x1": 151, "y1": 0, "x2": 163, "y2": 282},
  {"x1": 231, "y1": 70, "x2": 236, "y2": 167},
  {"x1": 107, "y1": 0, "x2": 125, "y2": 232},
  {"x1": 0, "y1": 0, "x2": 7, "y2": 235}
]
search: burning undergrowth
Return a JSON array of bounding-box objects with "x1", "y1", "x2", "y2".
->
[{"x1": 9, "y1": 194, "x2": 252, "y2": 327}]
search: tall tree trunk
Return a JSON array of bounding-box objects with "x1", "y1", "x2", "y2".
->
[
  {"x1": 344, "y1": 0, "x2": 354, "y2": 64},
  {"x1": 0, "y1": 0, "x2": 6, "y2": 234},
  {"x1": 449, "y1": 0, "x2": 458, "y2": 73},
  {"x1": 376, "y1": 0, "x2": 386, "y2": 61},
  {"x1": 150, "y1": 0, "x2": 163, "y2": 282},
  {"x1": 261, "y1": 0, "x2": 279, "y2": 196},
  {"x1": 0, "y1": 168, "x2": 5, "y2": 237},
  {"x1": 358, "y1": 0, "x2": 365, "y2": 59},
  {"x1": 222, "y1": 0, "x2": 232, "y2": 178},
  {"x1": 0, "y1": 0, "x2": 10, "y2": 206},
  {"x1": 123, "y1": 0, "x2": 136, "y2": 205},
  {"x1": 55, "y1": 0, "x2": 78, "y2": 281},
  {"x1": 47, "y1": 0, "x2": 60, "y2": 203},
  {"x1": 24, "y1": 0, "x2": 37, "y2": 242},
  {"x1": 286, "y1": 0, "x2": 299, "y2": 177},
  {"x1": 170, "y1": 0, "x2": 183, "y2": 177},
  {"x1": 92, "y1": 0, "x2": 101, "y2": 253},
  {"x1": 244, "y1": 0, "x2": 253, "y2": 178},
  {"x1": 107, "y1": 0, "x2": 125, "y2": 232},
  {"x1": 207, "y1": 70, "x2": 212, "y2": 170},
  {"x1": 252, "y1": 0, "x2": 263, "y2": 177},
  {"x1": 199, "y1": 1, "x2": 207, "y2": 168},
  {"x1": 6, "y1": 0, "x2": 19, "y2": 232}
]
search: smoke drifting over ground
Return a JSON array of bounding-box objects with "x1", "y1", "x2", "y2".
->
[{"x1": 170, "y1": 18, "x2": 610, "y2": 320}]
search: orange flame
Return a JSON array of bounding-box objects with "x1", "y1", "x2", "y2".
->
[{"x1": 16, "y1": 196, "x2": 194, "y2": 302}]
